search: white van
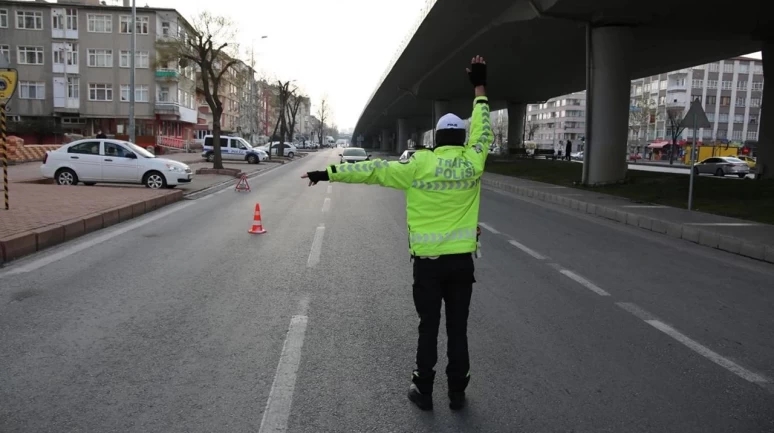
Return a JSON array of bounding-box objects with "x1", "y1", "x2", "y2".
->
[{"x1": 201, "y1": 135, "x2": 268, "y2": 164}]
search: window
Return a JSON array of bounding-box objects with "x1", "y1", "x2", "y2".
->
[
  {"x1": 67, "y1": 77, "x2": 79, "y2": 98},
  {"x1": 734, "y1": 114, "x2": 744, "y2": 123},
  {"x1": 709, "y1": 63, "x2": 719, "y2": 72},
  {"x1": 68, "y1": 141, "x2": 101, "y2": 155},
  {"x1": 89, "y1": 83, "x2": 113, "y2": 101},
  {"x1": 674, "y1": 78, "x2": 685, "y2": 86},
  {"x1": 721, "y1": 81, "x2": 732, "y2": 90},
  {"x1": 753, "y1": 64, "x2": 763, "y2": 74},
  {"x1": 706, "y1": 95, "x2": 717, "y2": 105},
  {"x1": 66, "y1": 8, "x2": 77, "y2": 30},
  {"x1": 119, "y1": 50, "x2": 149, "y2": 68},
  {"x1": 104, "y1": 142, "x2": 133, "y2": 158},
  {"x1": 737, "y1": 81, "x2": 747, "y2": 90},
  {"x1": 119, "y1": 15, "x2": 149, "y2": 34},
  {"x1": 706, "y1": 113, "x2": 714, "y2": 122},
  {"x1": 736, "y1": 98, "x2": 746, "y2": 107},
  {"x1": 692, "y1": 79, "x2": 703, "y2": 88},
  {"x1": 723, "y1": 63, "x2": 734, "y2": 73},
  {"x1": 159, "y1": 86, "x2": 170, "y2": 102},
  {"x1": 659, "y1": 95, "x2": 665, "y2": 105},
  {"x1": 53, "y1": 44, "x2": 78, "y2": 66},
  {"x1": 660, "y1": 80, "x2": 667, "y2": 90},
  {"x1": 749, "y1": 115, "x2": 757, "y2": 124},
  {"x1": 16, "y1": 11, "x2": 43, "y2": 29},
  {"x1": 732, "y1": 130, "x2": 742, "y2": 140},
  {"x1": 739, "y1": 63, "x2": 749, "y2": 74},
  {"x1": 717, "y1": 130, "x2": 727, "y2": 138},
  {"x1": 18, "y1": 46, "x2": 44, "y2": 65},
  {"x1": 0, "y1": 9, "x2": 7, "y2": 28},
  {"x1": 87, "y1": 14, "x2": 112, "y2": 33},
  {"x1": 161, "y1": 21, "x2": 170, "y2": 36},
  {"x1": 87, "y1": 49, "x2": 113, "y2": 67},
  {"x1": 0, "y1": 45, "x2": 9, "y2": 64},
  {"x1": 19, "y1": 81, "x2": 45, "y2": 99},
  {"x1": 752, "y1": 82, "x2": 763, "y2": 91},
  {"x1": 718, "y1": 113, "x2": 728, "y2": 122},
  {"x1": 750, "y1": 98, "x2": 760, "y2": 107},
  {"x1": 53, "y1": 8, "x2": 78, "y2": 30},
  {"x1": 120, "y1": 85, "x2": 149, "y2": 102},
  {"x1": 707, "y1": 80, "x2": 717, "y2": 89},
  {"x1": 721, "y1": 96, "x2": 731, "y2": 106},
  {"x1": 747, "y1": 131, "x2": 758, "y2": 140}
]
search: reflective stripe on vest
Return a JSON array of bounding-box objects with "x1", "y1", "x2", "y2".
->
[
  {"x1": 411, "y1": 179, "x2": 480, "y2": 191},
  {"x1": 410, "y1": 227, "x2": 477, "y2": 244}
]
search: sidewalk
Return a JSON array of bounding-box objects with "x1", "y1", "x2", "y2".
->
[{"x1": 482, "y1": 172, "x2": 774, "y2": 264}]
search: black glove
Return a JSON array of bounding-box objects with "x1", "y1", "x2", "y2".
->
[
  {"x1": 306, "y1": 170, "x2": 329, "y2": 185},
  {"x1": 467, "y1": 61, "x2": 487, "y2": 87}
]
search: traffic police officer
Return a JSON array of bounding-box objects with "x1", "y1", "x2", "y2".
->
[{"x1": 302, "y1": 55, "x2": 491, "y2": 411}]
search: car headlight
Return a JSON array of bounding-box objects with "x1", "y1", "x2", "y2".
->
[{"x1": 165, "y1": 164, "x2": 185, "y2": 172}]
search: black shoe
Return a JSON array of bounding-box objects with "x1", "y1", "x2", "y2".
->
[
  {"x1": 408, "y1": 384, "x2": 433, "y2": 410},
  {"x1": 449, "y1": 391, "x2": 466, "y2": 410}
]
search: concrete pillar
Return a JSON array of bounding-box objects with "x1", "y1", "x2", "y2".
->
[
  {"x1": 416, "y1": 129, "x2": 425, "y2": 149},
  {"x1": 587, "y1": 26, "x2": 633, "y2": 185},
  {"x1": 380, "y1": 129, "x2": 390, "y2": 151},
  {"x1": 397, "y1": 118, "x2": 409, "y2": 153},
  {"x1": 434, "y1": 100, "x2": 450, "y2": 126},
  {"x1": 507, "y1": 102, "x2": 526, "y2": 150},
  {"x1": 757, "y1": 41, "x2": 773, "y2": 179}
]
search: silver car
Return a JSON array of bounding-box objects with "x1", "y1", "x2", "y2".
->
[{"x1": 693, "y1": 156, "x2": 750, "y2": 178}]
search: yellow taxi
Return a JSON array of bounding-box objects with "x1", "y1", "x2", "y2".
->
[{"x1": 736, "y1": 155, "x2": 757, "y2": 169}]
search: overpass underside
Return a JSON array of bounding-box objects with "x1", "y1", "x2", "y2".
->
[{"x1": 353, "y1": 0, "x2": 774, "y2": 183}]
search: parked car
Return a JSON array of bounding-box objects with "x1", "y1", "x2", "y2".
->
[
  {"x1": 201, "y1": 135, "x2": 268, "y2": 164},
  {"x1": 399, "y1": 149, "x2": 417, "y2": 162},
  {"x1": 340, "y1": 147, "x2": 371, "y2": 163},
  {"x1": 692, "y1": 156, "x2": 751, "y2": 178},
  {"x1": 41, "y1": 139, "x2": 192, "y2": 189},
  {"x1": 571, "y1": 151, "x2": 584, "y2": 161},
  {"x1": 258, "y1": 142, "x2": 298, "y2": 158}
]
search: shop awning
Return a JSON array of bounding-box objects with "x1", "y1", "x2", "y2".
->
[{"x1": 648, "y1": 141, "x2": 671, "y2": 149}]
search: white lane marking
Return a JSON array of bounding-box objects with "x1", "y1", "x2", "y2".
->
[
  {"x1": 685, "y1": 223, "x2": 759, "y2": 227},
  {"x1": 198, "y1": 194, "x2": 213, "y2": 201},
  {"x1": 558, "y1": 269, "x2": 610, "y2": 296},
  {"x1": 322, "y1": 197, "x2": 331, "y2": 213},
  {"x1": 326, "y1": 185, "x2": 332, "y2": 194},
  {"x1": 622, "y1": 205, "x2": 668, "y2": 209},
  {"x1": 0, "y1": 202, "x2": 194, "y2": 277},
  {"x1": 478, "y1": 222, "x2": 500, "y2": 234},
  {"x1": 507, "y1": 239, "x2": 546, "y2": 260},
  {"x1": 306, "y1": 225, "x2": 325, "y2": 268},
  {"x1": 615, "y1": 303, "x2": 770, "y2": 388},
  {"x1": 259, "y1": 297, "x2": 310, "y2": 433}
]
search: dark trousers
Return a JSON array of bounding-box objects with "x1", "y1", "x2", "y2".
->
[{"x1": 412, "y1": 253, "x2": 474, "y2": 394}]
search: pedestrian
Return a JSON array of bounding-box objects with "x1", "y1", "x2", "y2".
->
[
  {"x1": 96, "y1": 130, "x2": 106, "y2": 139},
  {"x1": 565, "y1": 139, "x2": 572, "y2": 161},
  {"x1": 302, "y1": 55, "x2": 492, "y2": 411}
]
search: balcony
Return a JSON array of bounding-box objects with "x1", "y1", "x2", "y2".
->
[
  {"x1": 156, "y1": 69, "x2": 179, "y2": 81},
  {"x1": 155, "y1": 101, "x2": 197, "y2": 124}
]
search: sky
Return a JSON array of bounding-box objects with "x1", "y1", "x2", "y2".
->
[{"x1": 140, "y1": 0, "x2": 428, "y2": 130}]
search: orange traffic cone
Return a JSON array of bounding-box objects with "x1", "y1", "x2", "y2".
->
[{"x1": 248, "y1": 203, "x2": 267, "y2": 234}]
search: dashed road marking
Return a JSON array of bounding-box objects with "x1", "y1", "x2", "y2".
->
[
  {"x1": 322, "y1": 197, "x2": 331, "y2": 213},
  {"x1": 557, "y1": 269, "x2": 610, "y2": 296},
  {"x1": 507, "y1": 239, "x2": 546, "y2": 260},
  {"x1": 479, "y1": 222, "x2": 500, "y2": 234},
  {"x1": 259, "y1": 297, "x2": 310, "y2": 433},
  {"x1": 306, "y1": 225, "x2": 325, "y2": 268},
  {"x1": 326, "y1": 185, "x2": 332, "y2": 194}
]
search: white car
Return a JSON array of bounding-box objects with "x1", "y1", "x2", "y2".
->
[
  {"x1": 340, "y1": 147, "x2": 371, "y2": 163},
  {"x1": 41, "y1": 139, "x2": 193, "y2": 189},
  {"x1": 258, "y1": 142, "x2": 298, "y2": 158},
  {"x1": 201, "y1": 135, "x2": 268, "y2": 164},
  {"x1": 399, "y1": 149, "x2": 417, "y2": 162}
]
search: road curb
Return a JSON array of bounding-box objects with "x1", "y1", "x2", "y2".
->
[
  {"x1": 481, "y1": 176, "x2": 774, "y2": 264},
  {"x1": 182, "y1": 157, "x2": 300, "y2": 200},
  {"x1": 0, "y1": 190, "x2": 183, "y2": 265}
]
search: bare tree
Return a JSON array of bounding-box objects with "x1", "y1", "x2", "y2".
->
[
  {"x1": 629, "y1": 96, "x2": 656, "y2": 157},
  {"x1": 526, "y1": 121, "x2": 540, "y2": 140},
  {"x1": 157, "y1": 12, "x2": 240, "y2": 169},
  {"x1": 269, "y1": 80, "x2": 295, "y2": 157},
  {"x1": 286, "y1": 93, "x2": 305, "y2": 144},
  {"x1": 666, "y1": 106, "x2": 686, "y2": 165},
  {"x1": 317, "y1": 97, "x2": 330, "y2": 146},
  {"x1": 491, "y1": 110, "x2": 508, "y2": 148}
]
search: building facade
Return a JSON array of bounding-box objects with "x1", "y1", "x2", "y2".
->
[
  {"x1": 0, "y1": 0, "x2": 196, "y2": 146},
  {"x1": 526, "y1": 91, "x2": 586, "y2": 152}
]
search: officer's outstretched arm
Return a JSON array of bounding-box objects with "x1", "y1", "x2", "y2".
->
[
  {"x1": 463, "y1": 96, "x2": 493, "y2": 173},
  {"x1": 324, "y1": 158, "x2": 417, "y2": 190}
]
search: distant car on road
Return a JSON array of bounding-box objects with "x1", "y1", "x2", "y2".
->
[
  {"x1": 692, "y1": 156, "x2": 751, "y2": 178},
  {"x1": 399, "y1": 149, "x2": 417, "y2": 162},
  {"x1": 42, "y1": 139, "x2": 193, "y2": 189},
  {"x1": 571, "y1": 151, "x2": 584, "y2": 161},
  {"x1": 340, "y1": 147, "x2": 371, "y2": 164},
  {"x1": 201, "y1": 135, "x2": 268, "y2": 164},
  {"x1": 257, "y1": 142, "x2": 298, "y2": 158}
]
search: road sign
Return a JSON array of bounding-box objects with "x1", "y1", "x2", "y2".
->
[
  {"x1": 680, "y1": 99, "x2": 711, "y2": 129},
  {"x1": 0, "y1": 68, "x2": 19, "y2": 103}
]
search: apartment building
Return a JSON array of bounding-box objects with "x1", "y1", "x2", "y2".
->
[
  {"x1": 630, "y1": 56, "x2": 763, "y2": 149},
  {"x1": 0, "y1": 0, "x2": 196, "y2": 146},
  {"x1": 525, "y1": 91, "x2": 586, "y2": 151}
]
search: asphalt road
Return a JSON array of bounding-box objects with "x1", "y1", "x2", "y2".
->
[{"x1": 1, "y1": 149, "x2": 772, "y2": 432}]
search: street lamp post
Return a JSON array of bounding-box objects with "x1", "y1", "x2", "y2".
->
[{"x1": 129, "y1": 0, "x2": 136, "y2": 143}]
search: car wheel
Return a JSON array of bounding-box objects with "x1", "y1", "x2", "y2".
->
[
  {"x1": 714, "y1": 168, "x2": 724, "y2": 177},
  {"x1": 693, "y1": 167, "x2": 699, "y2": 175},
  {"x1": 143, "y1": 171, "x2": 166, "y2": 189},
  {"x1": 55, "y1": 168, "x2": 78, "y2": 185},
  {"x1": 247, "y1": 154, "x2": 258, "y2": 164},
  {"x1": 287, "y1": 152, "x2": 294, "y2": 158},
  {"x1": 206, "y1": 153, "x2": 214, "y2": 162},
  {"x1": 83, "y1": 182, "x2": 97, "y2": 186}
]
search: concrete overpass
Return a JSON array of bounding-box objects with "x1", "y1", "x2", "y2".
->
[{"x1": 352, "y1": 0, "x2": 773, "y2": 184}]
